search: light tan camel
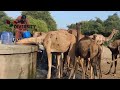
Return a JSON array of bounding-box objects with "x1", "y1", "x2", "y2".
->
[
  {"x1": 43, "y1": 30, "x2": 76, "y2": 79},
  {"x1": 69, "y1": 23, "x2": 102, "y2": 79},
  {"x1": 89, "y1": 29, "x2": 119, "y2": 45},
  {"x1": 33, "y1": 32, "x2": 47, "y2": 37},
  {"x1": 67, "y1": 29, "x2": 84, "y2": 40},
  {"x1": 16, "y1": 30, "x2": 76, "y2": 79},
  {"x1": 68, "y1": 28, "x2": 119, "y2": 45},
  {"x1": 16, "y1": 35, "x2": 46, "y2": 45},
  {"x1": 33, "y1": 31, "x2": 66, "y2": 78}
]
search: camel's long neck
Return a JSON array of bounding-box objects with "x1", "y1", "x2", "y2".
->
[
  {"x1": 105, "y1": 31, "x2": 115, "y2": 42},
  {"x1": 76, "y1": 24, "x2": 80, "y2": 43},
  {"x1": 28, "y1": 37, "x2": 38, "y2": 44}
]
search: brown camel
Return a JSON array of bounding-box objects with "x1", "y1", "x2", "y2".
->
[
  {"x1": 69, "y1": 23, "x2": 102, "y2": 79},
  {"x1": 106, "y1": 40, "x2": 120, "y2": 75},
  {"x1": 16, "y1": 30, "x2": 76, "y2": 79},
  {"x1": 67, "y1": 28, "x2": 118, "y2": 72}
]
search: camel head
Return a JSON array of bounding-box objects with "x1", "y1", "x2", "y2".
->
[
  {"x1": 112, "y1": 29, "x2": 119, "y2": 35},
  {"x1": 16, "y1": 33, "x2": 47, "y2": 45},
  {"x1": 76, "y1": 23, "x2": 81, "y2": 30}
]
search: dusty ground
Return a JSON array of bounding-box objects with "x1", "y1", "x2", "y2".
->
[{"x1": 36, "y1": 46, "x2": 120, "y2": 79}]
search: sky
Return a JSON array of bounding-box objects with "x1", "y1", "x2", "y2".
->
[{"x1": 4, "y1": 11, "x2": 120, "y2": 29}]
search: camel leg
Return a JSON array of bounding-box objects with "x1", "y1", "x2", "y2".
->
[
  {"x1": 79, "y1": 58, "x2": 85, "y2": 79},
  {"x1": 63, "y1": 53, "x2": 67, "y2": 70},
  {"x1": 68, "y1": 41, "x2": 76, "y2": 79},
  {"x1": 62, "y1": 53, "x2": 68, "y2": 77},
  {"x1": 113, "y1": 54, "x2": 117, "y2": 75},
  {"x1": 87, "y1": 58, "x2": 91, "y2": 70},
  {"x1": 99, "y1": 63, "x2": 102, "y2": 79},
  {"x1": 113, "y1": 60, "x2": 117, "y2": 75},
  {"x1": 68, "y1": 58, "x2": 77, "y2": 79},
  {"x1": 68, "y1": 68, "x2": 74, "y2": 79},
  {"x1": 97, "y1": 53, "x2": 102, "y2": 79},
  {"x1": 72, "y1": 57, "x2": 80, "y2": 79},
  {"x1": 60, "y1": 53, "x2": 64, "y2": 78},
  {"x1": 93, "y1": 65, "x2": 97, "y2": 79},
  {"x1": 47, "y1": 52, "x2": 52, "y2": 79},
  {"x1": 85, "y1": 58, "x2": 89, "y2": 75},
  {"x1": 73, "y1": 62, "x2": 79, "y2": 79},
  {"x1": 98, "y1": 60, "x2": 102, "y2": 79},
  {"x1": 90, "y1": 65, "x2": 93, "y2": 79},
  {"x1": 106, "y1": 55, "x2": 114, "y2": 75},
  {"x1": 118, "y1": 46, "x2": 120, "y2": 58},
  {"x1": 57, "y1": 54, "x2": 61, "y2": 79},
  {"x1": 67, "y1": 56, "x2": 70, "y2": 68},
  {"x1": 91, "y1": 59, "x2": 98, "y2": 79}
]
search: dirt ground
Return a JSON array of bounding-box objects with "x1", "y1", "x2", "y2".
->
[{"x1": 36, "y1": 46, "x2": 120, "y2": 79}]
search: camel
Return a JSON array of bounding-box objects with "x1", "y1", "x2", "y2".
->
[
  {"x1": 43, "y1": 30, "x2": 76, "y2": 79},
  {"x1": 16, "y1": 30, "x2": 76, "y2": 79},
  {"x1": 33, "y1": 31, "x2": 68, "y2": 77},
  {"x1": 16, "y1": 34, "x2": 46, "y2": 45},
  {"x1": 89, "y1": 29, "x2": 119, "y2": 45},
  {"x1": 68, "y1": 27, "x2": 119, "y2": 45},
  {"x1": 106, "y1": 40, "x2": 120, "y2": 75},
  {"x1": 67, "y1": 29, "x2": 84, "y2": 40},
  {"x1": 69, "y1": 23, "x2": 102, "y2": 79},
  {"x1": 33, "y1": 32, "x2": 47, "y2": 38},
  {"x1": 67, "y1": 28, "x2": 118, "y2": 71}
]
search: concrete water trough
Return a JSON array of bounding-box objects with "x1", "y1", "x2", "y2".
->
[{"x1": 0, "y1": 44, "x2": 38, "y2": 79}]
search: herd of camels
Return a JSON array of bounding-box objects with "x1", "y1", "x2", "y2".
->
[{"x1": 16, "y1": 23, "x2": 120, "y2": 79}]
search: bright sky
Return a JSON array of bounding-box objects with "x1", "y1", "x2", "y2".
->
[{"x1": 4, "y1": 11, "x2": 120, "y2": 29}]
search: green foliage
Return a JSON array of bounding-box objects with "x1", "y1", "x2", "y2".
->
[
  {"x1": 0, "y1": 11, "x2": 13, "y2": 32},
  {"x1": 67, "y1": 13, "x2": 120, "y2": 40},
  {"x1": 0, "y1": 11, "x2": 6, "y2": 18},
  {"x1": 22, "y1": 11, "x2": 57, "y2": 31},
  {"x1": 27, "y1": 15, "x2": 48, "y2": 33}
]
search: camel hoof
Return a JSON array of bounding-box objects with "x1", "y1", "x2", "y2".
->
[
  {"x1": 95, "y1": 76, "x2": 98, "y2": 79},
  {"x1": 73, "y1": 75, "x2": 76, "y2": 79},
  {"x1": 58, "y1": 76, "x2": 61, "y2": 79},
  {"x1": 112, "y1": 72, "x2": 116, "y2": 76},
  {"x1": 113, "y1": 74, "x2": 116, "y2": 76},
  {"x1": 46, "y1": 78, "x2": 50, "y2": 79},
  {"x1": 105, "y1": 72, "x2": 110, "y2": 75},
  {"x1": 46, "y1": 75, "x2": 51, "y2": 79}
]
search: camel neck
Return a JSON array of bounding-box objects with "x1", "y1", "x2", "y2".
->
[
  {"x1": 105, "y1": 31, "x2": 115, "y2": 42},
  {"x1": 77, "y1": 27, "x2": 80, "y2": 43}
]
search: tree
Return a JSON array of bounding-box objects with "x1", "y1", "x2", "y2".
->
[
  {"x1": 67, "y1": 13, "x2": 120, "y2": 38},
  {"x1": 27, "y1": 15, "x2": 48, "y2": 33},
  {"x1": 104, "y1": 13, "x2": 120, "y2": 32},
  {"x1": 0, "y1": 11, "x2": 13, "y2": 32},
  {"x1": 0, "y1": 11, "x2": 6, "y2": 18},
  {"x1": 22, "y1": 11, "x2": 57, "y2": 31}
]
